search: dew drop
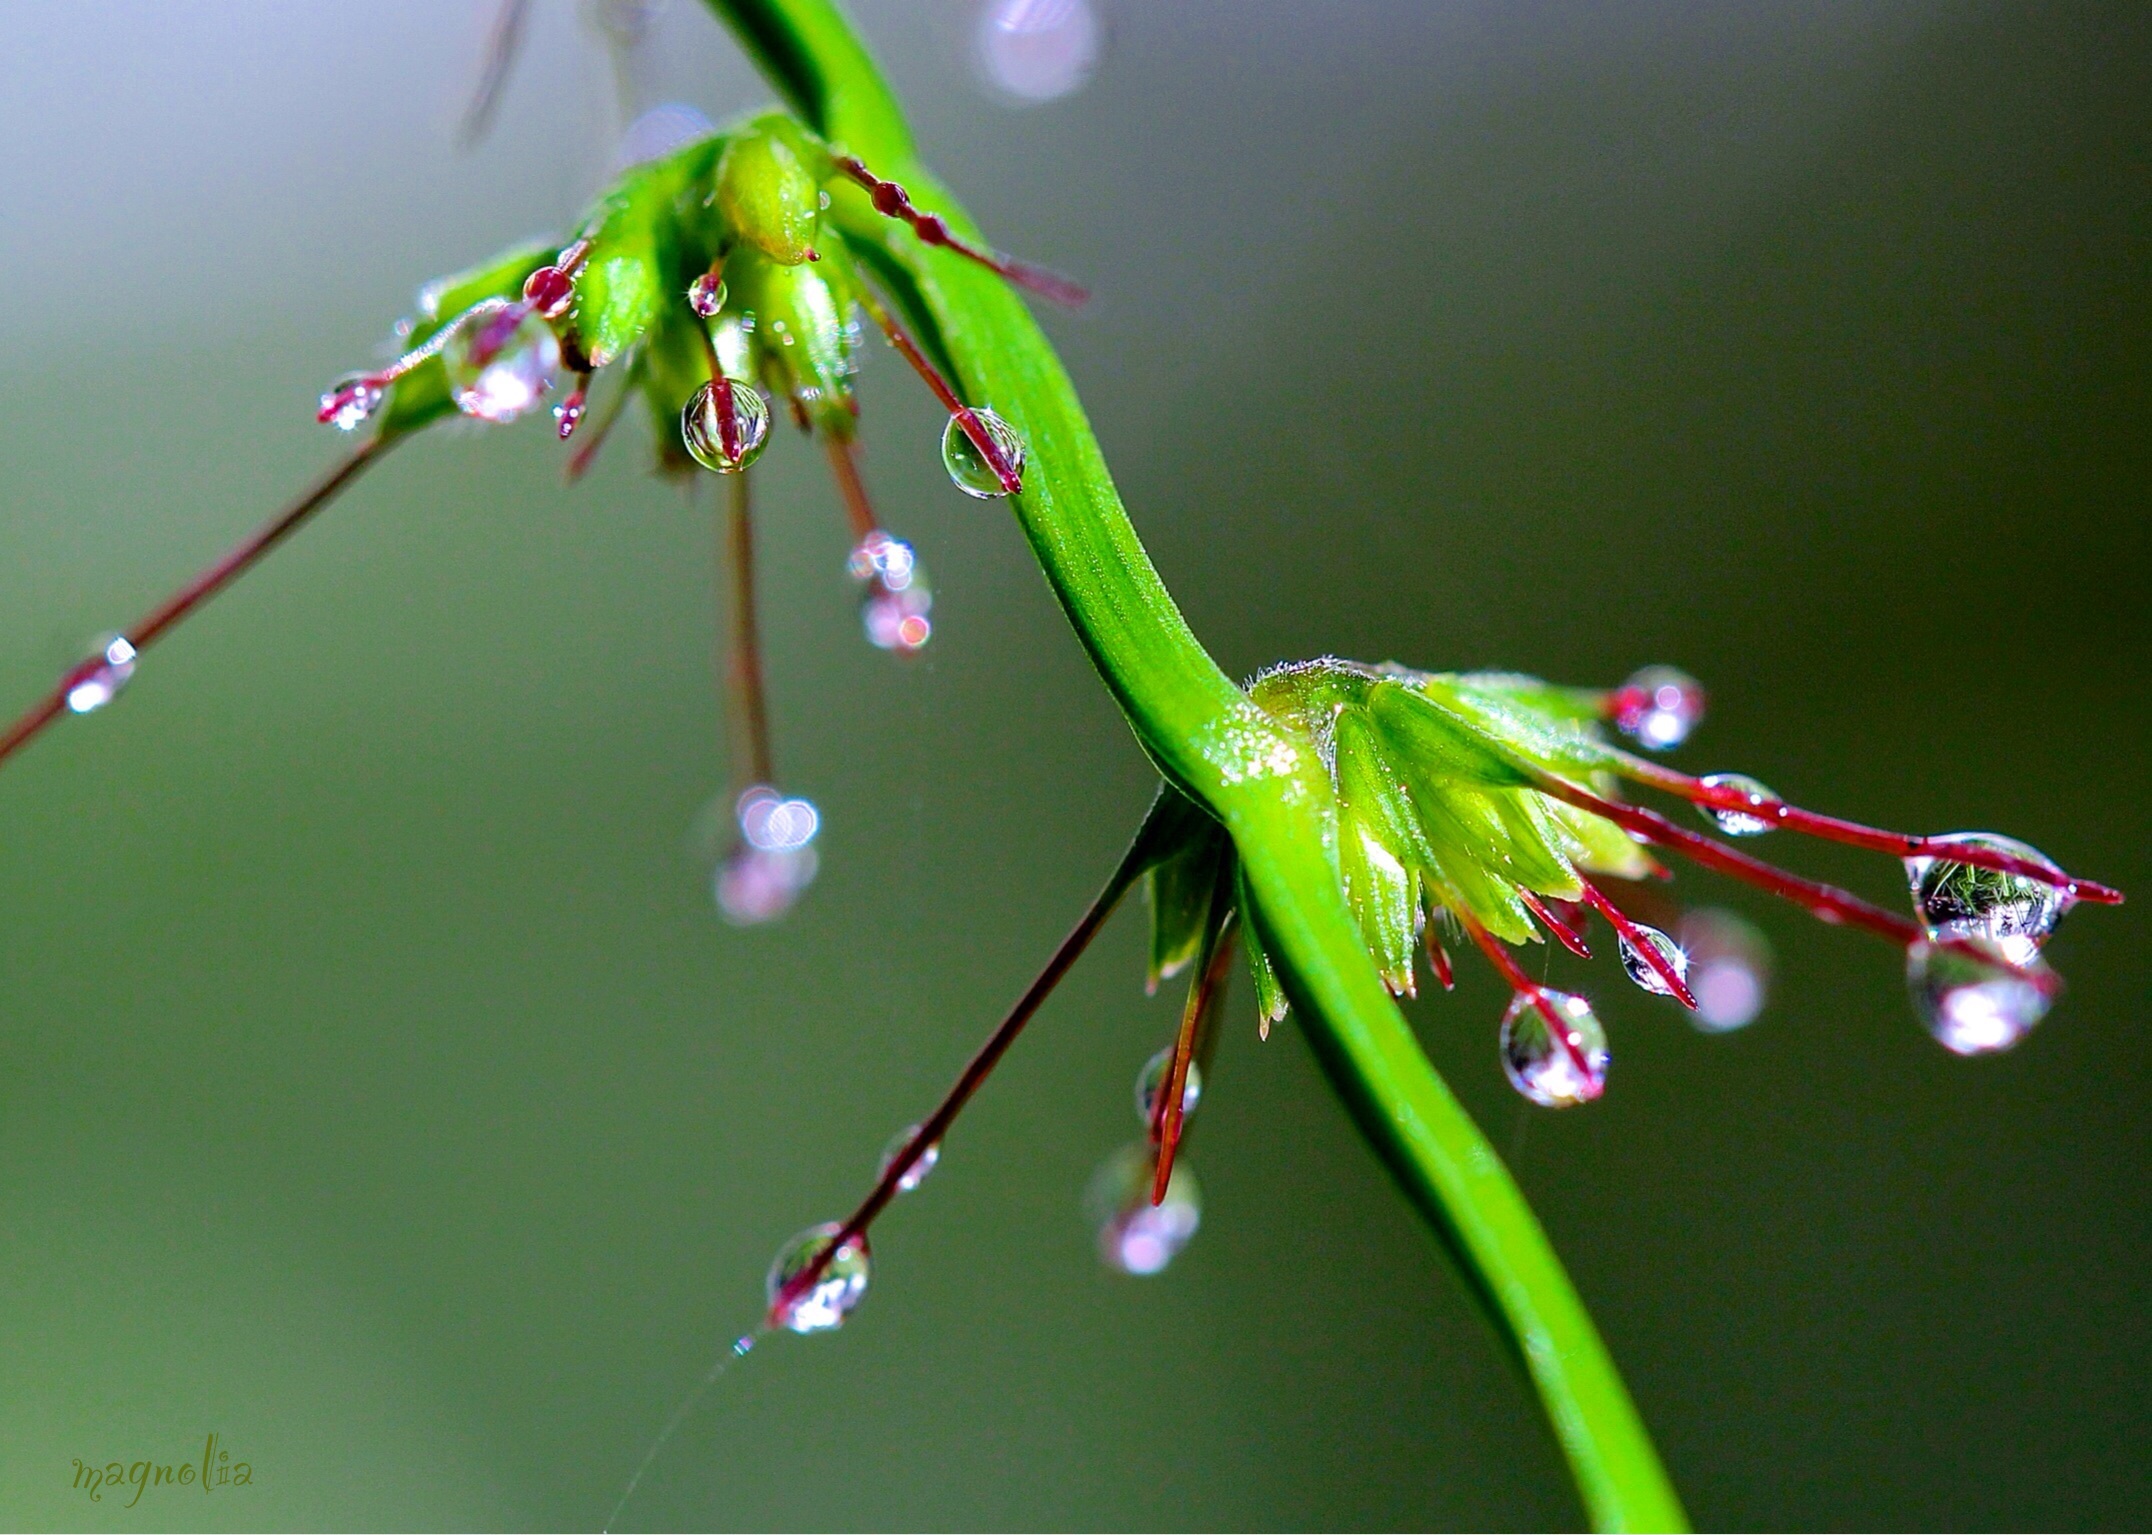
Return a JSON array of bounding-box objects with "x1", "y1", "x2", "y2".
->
[
  {"x1": 1611, "y1": 666, "x2": 1704, "y2": 751},
  {"x1": 522, "y1": 264, "x2": 576, "y2": 319},
  {"x1": 1697, "y1": 772, "x2": 1778, "y2": 837},
  {"x1": 1085, "y1": 1143, "x2": 1201, "y2": 1276},
  {"x1": 443, "y1": 301, "x2": 562, "y2": 423},
  {"x1": 1676, "y1": 909, "x2": 1772, "y2": 1032},
  {"x1": 974, "y1": 0, "x2": 1103, "y2": 105},
  {"x1": 861, "y1": 587, "x2": 933, "y2": 653},
  {"x1": 319, "y1": 373, "x2": 385, "y2": 431},
  {"x1": 941, "y1": 409, "x2": 1026, "y2": 498},
  {"x1": 1617, "y1": 924, "x2": 1690, "y2": 998},
  {"x1": 687, "y1": 273, "x2": 728, "y2": 319},
  {"x1": 848, "y1": 530, "x2": 918, "y2": 590},
  {"x1": 1906, "y1": 937, "x2": 2053, "y2": 1056},
  {"x1": 877, "y1": 1124, "x2": 941, "y2": 1194},
  {"x1": 1134, "y1": 1048, "x2": 1201, "y2": 1127},
  {"x1": 764, "y1": 1222, "x2": 870, "y2": 1334},
  {"x1": 64, "y1": 636, "x2": 137, "y2": 715},
  {"x1": 681, "y1": 379, "x2": 772, "y2": 473},
  {"x1": 1500, "y1": 989, "x2": 1608, "y2": 1107},
  {"x1": 737, "y1": 785, "x2": 819, "y2": 852},
  {"x1": 1906, "y1": 832, "x2": 2070, "y2": 964}
]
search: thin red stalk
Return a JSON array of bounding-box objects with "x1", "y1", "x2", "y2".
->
[
  {"x1": 1616, "y1": 755, "x2": 2122, "y2": 905},
  {"x1": 1577, "y1": 880, "x2": 1698, "y2": 1010},
  {"x1": 766, "y1": 845, "x2": 1148, "y2": 1328},
  {"x1": 821, "y1": 434, "x2": 880, "y2": 543},
  {"x1": 0, "y1": 437, "x2": 391, "y2": 771},
  {"x1": 556, "y1": 370, "x2": 592, "y2": 440},
  {"x1": 1424, "y1": 918, "x2": 1455, "y2": 991},
  {"x1": 1534, "y1": 774, "x2": 2061, "y2": 993},
  {"x1": 564, "y1": 357, "x2": 639, "y2": 483},
  {"x1": 694, "y1": 327, "x2": 744, "y2": 464},
  {"x1": 855, "y1": 287, "x2": 1022, "y2": 495},
  {"x1": 834, "y1": 155, "x2": 1090, "y2": 308},
  {"x1": 1519, "y1": 889, "x2": 1591, "y2": 958},
  {"x1": 1152, "y1": 907, "x2": 1237, "y2": 1206},
  {"x1": 722, "y1": 473, "x2": 776, "y2": 791}
]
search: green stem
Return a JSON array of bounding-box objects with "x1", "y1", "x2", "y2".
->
[{"x1": 704, "y1": 2, "x2": 1685, "y2": 1526}]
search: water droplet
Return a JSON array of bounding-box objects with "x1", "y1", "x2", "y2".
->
[
  {"x1": 1500, "y1": 989, "x2": 1608, "y2": 1107},
  {"x1": 522, "y1": 264, "x2": 576, "y2": 319},
  {"x1": 1906, "y1": 937, "x2": 2052, "y2": 1056},
  {"x1": 1676, "y1": 909, "x2": 1772, "y2": 1032},
  {"x1": 974, "y1": 0, "x2": 1103, "y2": 104},
  {"x1": 1906, "y1": 832, "x2": 2070, "y2": 964},
  {"x1": 714, "y1": 845, "x2": 817, "y2": 925},
  {"x1": 1611, "y1": 666, "x2": 1704, "y2": 751},
  {"x1": 735, "y1": 785, "x2": 818, "y2": 851},
  {"x1": 319, "y1": 373, "x2": 384, "y2": 431},
  {"x1": 1134, "y1": 1048, "x2": 1201, "y2": 1127},
  {"x1": 941, "y1": 409, "x2": 1026, "y2": 498},
  {"x1": 877, "y1": 1124, "x2": 941, "y2": 1193},
  {"x1": 849, "y1": 531, "x2": 934, "y2": 652},
  {"x1": 764, "y1": 1222, "x2": 870, "y2": 1334},
  {"x1": 64, "y1": 636, "x2": 137, "y2": 715},
  {"x1": 1697, "y1": 772, "x2": 1778, "y2": 837},
  {"x1": 687, "y1": 273, "x2": 728, "y2": 319},
  {"x1": 1617, "y1": 924, "x2": 1690, "y2": 998},
  {"x1": 443, "y1": 301, "x2": 562, "y2": 423},
  {"x1": 681, "y1": 379, "x2": 772, "y2": 473},
  {"x1": 848, "y1": 530, "x2": 917, "y2": 590},
  {"x1": 1085, "y1": 1143, "x2": 1201, "y2": 1276}
]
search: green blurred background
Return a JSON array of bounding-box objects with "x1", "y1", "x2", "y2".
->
[{"x1": 0, "y1": 1, "x2": 2145, "y2": 1527}]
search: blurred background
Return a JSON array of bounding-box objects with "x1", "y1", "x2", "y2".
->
[{"x1": 0, "y1": 1, "x2": 2145, "y2": 1527}]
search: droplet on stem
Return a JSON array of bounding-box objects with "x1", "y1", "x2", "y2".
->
[
  {"x1": 706, "y1": 785, "x2": 820, "y2": 925},
  {"x1": 1906, "y1": 831, "x2": 2071, "y2": 965},
  {"x1": 765, "y1": 1222, "x2": 871, "y2": 1334},
  {"x1": 443, "y1": 300, "x2": 562, "y2": 423},
  {"x1": 681, "y1": 379, "x2": 772, "y2": 473},
  {"x1": 1086, "y1": 1143, "x2": 1201, "y2": 1276},
  {"x1": 1676, "y1": 909, "x2": 1772, "y2": 1032},
  {"x1": 941, "y1": 409, "x2": 1026, "y2": 498},
  {"x1": 1610, "y1": 666, "x2": 1704, "y2": 751},
  {"x1": 1134, "y1": 1047, "x2": 1201, "y2": 1127},
  {"x1": 64, "y1": 636, "x2": 137, "y2": 715},
  {"x1": 1906, "y1": 936, "x2": 2052, "y2": 1056},
  {"x1": 319, "y1": 373, "x2": 385, "y2": 432},
  {"x1": 1616, "y1": 924, "x2": 1690, "y2": 998},
  {"x1": 687, "y1": 272, "x2": 728, "y2": 319},
  {"x1": 877, "y1": 1124, "x2": 941, "y2": 1194},
  {"x1": 522, "y1": 264, "x2": 577, "y2": 319},
  {"x1": 1500, "y1": 989, "x2": 1608, "y2": 1107},
  {"x1": 1696, "y1": 773, "x2": 1779, "y2": 837}
]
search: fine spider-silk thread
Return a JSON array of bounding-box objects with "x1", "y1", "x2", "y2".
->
[{"x1": 603, "y1": 1326, "x2": 763, "y2": 1532}]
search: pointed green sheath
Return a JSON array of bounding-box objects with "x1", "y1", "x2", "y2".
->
[{"x1": 699, "y1": 1, "x2": 1687, "y2": 1526}]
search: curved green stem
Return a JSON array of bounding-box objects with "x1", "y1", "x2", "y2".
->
[{"x1": 704, "y1": 2, "x2": 1685, "y2": 1526}]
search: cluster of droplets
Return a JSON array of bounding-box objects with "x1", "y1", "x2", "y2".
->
[
  {"x1": 1903, "y1": 833, "x2": 2072, "y2": 1054},
  {"x1": 848, "y1": 531, "x2": 933, "y2": 654},
  {"x1": 711, "y1": 785, "x2": 820, "y2": 926}
]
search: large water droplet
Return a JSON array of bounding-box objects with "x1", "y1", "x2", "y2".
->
[
  {"x1": 1611, "y1": 666, "x2": 1704, "y2": 751},
  {"x1": 1500, "y1": 989, "x2": 1608, "y2": 1107},
  {"x1": 974, "y1": 0, "x2": 1103, "y2": 104},
  {"x1": 1906, "y1": 937, "x2": 2053, "y2": 1056},
  {"x1": 1676, "y1": 909, "x2": 1772, "y2": 1032},
  {"x1": 941, "y1": 409, "x2": 1026, "y2": 498},
  {"x1": 687, "y1": 273, "x2": 728, "y2": 319},
  {"x1": 443, "y1": 301, "x2": 562, "y2": 423},
  {"x1": 765, "y1": 1222, "x2": 870, "y2": 1334},
  {"x1": 319, "y1": 373, "x2": 384, "y2": 431},
  {"x1": 522, "y1": 264, "x2": 577, "y2": 319},
  {"x1": 64, "y1": 636, "x2": 137, "y2": 715},
  {"x1": 681, "y1": 379, "x2": 772, "y2": 473},
  {"x1": 1696, "y1": 772, "x2": 1778, "y2": 837},
  {"x1": 877, "y1": 1124, "x2": 941, "y2": 1194},
  {"x1": 1617, "y1": 924, "x2": 1690, "y2": 998},
  {"x1": 1906, "y1": 832, "x2": 2070, "y2": 965},
  {"x1": 1086, "y1": 1143, "x2": 1201, "y2": 1276},
  {"x1": 1134, "y1": 1048, "x2": 1201, "y2": 1126}
]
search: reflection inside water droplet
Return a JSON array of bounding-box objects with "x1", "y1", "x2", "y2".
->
[
  {"x1": 1086, "y1": 1143, "x2": 1201, "y2": 1276},
  {"x1": 320, "y1": 373, "x2": 384, "y2": 431},
  {"x1": 878, "y1": 1124, "x2": 941, "y2": 1193},
  {"x1": 941, "y1": 409, "x2": 1026, "y2": 498},
  {"x1": 443, "y1": 301, "x2": 562, "y2": 423},
  {"x1": 1906, "y1": 832, "x2": 2070, "y2": 964},
  {"x1": 1697, "y1": 773, "x2": 1778, "y2": 837},
  {"x1": 765, "y1": 1222, "x2": 870, "y2": 1334},
  {"x1": 1499, "y1": 989, "x2": 1607, "y2": 1107},
  {"x1": 1134, "y1": 1048, "x2": 1201, "y2": 1127},
  {"x1": 681, "y1": 379, "x2": 772, "y2": 472},
  {"x1": 1616, "y1": 924, "x2": 1689, "y2": 998},
  {"x1": 1906, "y1": 937, "x2": 2051, "y2": 1056},
  {"x1": 65, "y1": 636, "x2": 137, "y2": 715}
]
